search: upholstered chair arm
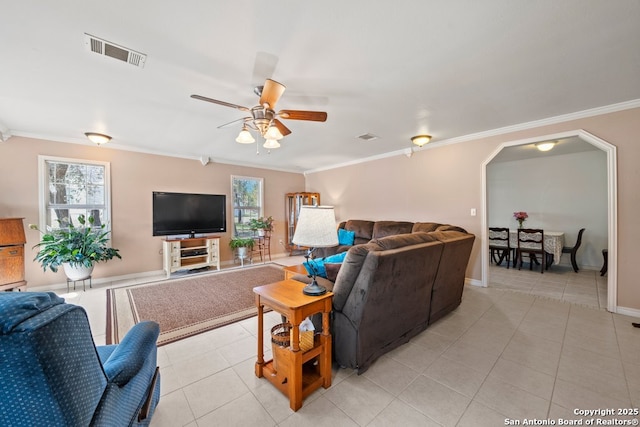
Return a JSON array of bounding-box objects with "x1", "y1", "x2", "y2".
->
[{"x1": 102, "y1": 321, "x2": 160, "y2": 386}]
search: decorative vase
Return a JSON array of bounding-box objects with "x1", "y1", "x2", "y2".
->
[
  {"x1": 518, "y1": 219, "x2": 524, "y2": 229},
  {"x1": 63, "y1": 263, "x2": 94, "y2": 281}
]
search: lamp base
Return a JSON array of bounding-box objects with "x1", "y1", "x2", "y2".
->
[{"x1": 302, "y1": 279, "x2": 327, "y2": 296}]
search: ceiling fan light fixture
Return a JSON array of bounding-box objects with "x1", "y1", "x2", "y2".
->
[
  {"x1": 264, "y1": 124, "x2": 284, "y2": 140},
  {"x1": 235, "y1": 125, "x2": 255, "y2": 144},
  {"x1": 411, "y1": 134, "x2": 431, "y2": 147},
  {"x1": 263, "y1": 139, "x2": 281, "y2": 149},
  {"x1": 536, "y1": 141, "x2": 557, "y2": 152},
  {"x1": 85, "y1": 132, "x2": 112, "y2": 145}
]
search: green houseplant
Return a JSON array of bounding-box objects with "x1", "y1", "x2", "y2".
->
[
  {"x1": 228, "y1": 236, "x2": 255, "y2": 251},
  {"x1": 229, "y1": 236, "x2": 255, "y2": 262},
  {"x1": 31, "y1": 214, "x2": 121, "y2": 279},
  {"x1": 248, "y1": 216, "x2": 274, "y2": 236}
]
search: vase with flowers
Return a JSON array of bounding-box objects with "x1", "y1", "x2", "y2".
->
[{"x1": 513, "y1": 211, "x2": 528, "y2": 228}]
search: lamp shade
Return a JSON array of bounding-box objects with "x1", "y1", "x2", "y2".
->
[
  {"x1": 235, "y1": 126, "x2": 255, "y2": 144},
  {"x1": 263, "y1": 139, "x2": 281, "y2": 149},
  {"x1": 292, "y1": 206, "x2": 338, "y2": 248}
]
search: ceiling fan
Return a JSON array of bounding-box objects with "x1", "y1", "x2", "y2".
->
[{"x1": 191, "y1": 79, "x2": 327, "y2": 149}]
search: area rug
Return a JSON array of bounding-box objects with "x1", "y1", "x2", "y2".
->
[{"x1": 106, "y1": 263, "x2": 285, "y2": 346}]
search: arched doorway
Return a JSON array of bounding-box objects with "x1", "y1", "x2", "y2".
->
[{"x1": 481, "y1": 129, "x2": 617, "y2": 312}]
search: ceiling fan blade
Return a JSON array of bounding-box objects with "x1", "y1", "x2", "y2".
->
[
  {"x1": 251, "y1": 52, "x2": 279, "y2": 87},
  {"x1": 217, "y1": 117, "x2": 250, "y2": 129},
  {"x1": 259, "y1": 79, "x2": 286, "y2": 109},
  {"x1": 278, "y1": 110, "x2": 327, "y2": 122},
  {"x1": 273, "y1": 119, "x2": 292, "y2": 136},
  {"x1": 190, "y1": 94, "x2": 250, "y2": 112}
]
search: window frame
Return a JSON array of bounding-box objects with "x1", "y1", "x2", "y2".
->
[
  {"x1": 38, "y1": 155, "x2": 112, "y2": 231},
  {"x1": 231, "y1": 175, "x2": 264, "y2": 237}
]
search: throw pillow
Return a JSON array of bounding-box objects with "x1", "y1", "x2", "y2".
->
[
  {"x1": 338, "y1": 228, "x2": 356, "y2": 245},
  {"x1": 303, "y1": 251, "x2": 348, "y2": 279}
]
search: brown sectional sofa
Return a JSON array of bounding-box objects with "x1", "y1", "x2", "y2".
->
[{"x1": 292, "y1": 219, "x2": 475, "y2": 374}]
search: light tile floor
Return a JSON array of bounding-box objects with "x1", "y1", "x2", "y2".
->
[{"x1": 54, "y1": 259, "x2": 640, "y2": 426}]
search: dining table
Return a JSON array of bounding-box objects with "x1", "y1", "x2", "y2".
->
[{"x1": 509, "y1": 230, "x2": 565, "y2": 266}]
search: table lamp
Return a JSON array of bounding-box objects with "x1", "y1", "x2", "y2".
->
[{"x1": 291, "y1": 206, "x2": 339, "y2": 296}]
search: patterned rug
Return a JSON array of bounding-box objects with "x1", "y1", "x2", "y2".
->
[{"x1": 106, "y1": 263, "x2": 284, "y2": 346}]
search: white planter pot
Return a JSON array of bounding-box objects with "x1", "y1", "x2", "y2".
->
[
  {"x1": 237, "y1": 247, "x2": 249, "y2": 258},
  {"x1": 257, "y1": 229, "x2": 266, "y2": 237},
  {"x1": 63, "y1": 263, "x2": 94, "y2": 281}
]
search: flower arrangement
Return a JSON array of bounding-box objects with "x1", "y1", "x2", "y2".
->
[{"x1": 513, "y1": 211, "x2": 528, "y2": 228}]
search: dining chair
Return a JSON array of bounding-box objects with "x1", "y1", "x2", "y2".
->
[
  {"x1": 488, "y1": 227, "x2": 511, "y2": 268},
  {"x1": 516, "y1": 228, "x2": 546, "y2": 273},
  {"x1": 562, "y1": 228, "x2": 585, "y2": 272}
]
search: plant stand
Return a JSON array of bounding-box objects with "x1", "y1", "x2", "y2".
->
[{"x1": 66, "y1": 275, "x2": 92, "y2": 292}]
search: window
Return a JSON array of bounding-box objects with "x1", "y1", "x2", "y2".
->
[
  {"x1": 231, "y1": 175, "x2": 263, "y2": 237},
  {"x1": 38, "y1": 156, "x2": 111, "y2": 230}
]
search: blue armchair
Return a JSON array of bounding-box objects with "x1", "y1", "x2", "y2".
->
[{"x1": 0, "y1": 292, "x2": 161, "y2": 426}]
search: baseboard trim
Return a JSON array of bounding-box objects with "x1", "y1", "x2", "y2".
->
[{"x1": 614, "y1": 306, "x2": 640, "y2": 319}]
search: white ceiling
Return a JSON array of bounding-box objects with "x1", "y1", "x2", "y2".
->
[{"x1": 1, "y1": 1, "x2": 639, "y2": 172}]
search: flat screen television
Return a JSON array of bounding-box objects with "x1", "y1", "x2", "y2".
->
[{"x1": 152, "y1": 192, "x2": 226, "y2": 237}]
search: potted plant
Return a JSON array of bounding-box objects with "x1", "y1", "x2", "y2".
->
[
  {"x1": 229, "y1": 236, "x2": 255, "y2": 259},
  {"x1": 248, "y1": 216, "x2": 274, "y2": 236},
  {"x1": 31, "y1": 214, "x2": 121, "y2": 280}
]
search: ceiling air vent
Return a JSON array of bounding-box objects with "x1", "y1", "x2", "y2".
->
[
  {"x1": 84, "y1": 33, "x2": 146, "y2": 68},
  {"x1": 357, "y1": 133, "x2": 379, "y2": 141}
]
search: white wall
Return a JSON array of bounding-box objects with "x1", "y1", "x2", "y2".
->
[{"x1": 487, "y1": 150, "x2": 607, "y2": 269}]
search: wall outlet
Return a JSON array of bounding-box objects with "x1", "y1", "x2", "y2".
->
[{"x1": 470, "y1": 208, "x2": 477, "y2": 216}]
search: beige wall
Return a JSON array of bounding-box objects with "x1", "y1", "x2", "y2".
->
[
  {"x1": 305, "y1": 107, "x2": 640, "y2": 310},
  {"x1": 0, "y1": 137, "x2": 305, "y2": 287}
]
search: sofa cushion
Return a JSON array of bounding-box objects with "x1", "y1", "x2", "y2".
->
[
  {"x1": 338, "y1": 228, "x2": 356, "y2": 245},
  {"x1": 372, "y1": 221, "x2": 414, "y2": 239},
  {"x1": 411, "y1": 222, "x2": 442, "y2": 233},
  {"x1": 370, "y1": 231, "x2": 437, "y2": 250},
  {"x1": 325, "y1": 263, "x2": 342, "y2": 282},
  {"x1": 344, "y1": 220, "x2": 375, "y2": 245},
  {"x1": 436, "y1": 224, "x2": 468, "y2": 233}
]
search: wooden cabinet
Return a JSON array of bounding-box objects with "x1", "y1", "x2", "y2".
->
[
  {"x1": 0, "y1": 218, "x2": 27, "y2": 291},
  {"x1": 285, "y1": 192, "x2": 320, "y2": 254},
  {"x1": 162, "y1": 236, "x2": 220, "y2": 277}
]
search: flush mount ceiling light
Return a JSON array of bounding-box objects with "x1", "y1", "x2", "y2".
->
[
  {"x1": 411, "y1": 134, "x2": 432, "y2": 147},
  {"x1": 84, "y1": 132, "x2": 111, "y2": 145},
  {"x1": 536, "y1": 141, "x2": 557, "y2": 152}
]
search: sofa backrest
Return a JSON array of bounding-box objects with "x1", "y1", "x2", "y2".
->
[
  {"x1": 333, "y1": 232, "x2": 444, "y2": 371},
  {"x1": 343, "y1": 220, "x2": 376, "y2": 245},
  {"x1": 428, "y1": 230, "x2": 476, "y2": 323},
  {"x1": 372, "y1": 221, "x2": 414, "y2": 239},
  {"x1": 332, "y1": 231, "x2": 439, "y2": 312}
]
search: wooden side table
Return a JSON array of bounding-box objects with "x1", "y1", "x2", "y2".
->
[
  {"x1": 283, "y1": 264, "x2": 307, "y2": 280},
  {"x1": 254, "y1": 279, "x2": 333, "y2": 411}
]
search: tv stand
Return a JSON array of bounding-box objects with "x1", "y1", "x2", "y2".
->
[{"x1": 163, "y1": 236, "x2": 220, "y2": 278}]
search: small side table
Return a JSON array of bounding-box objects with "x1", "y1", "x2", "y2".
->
[
  {"x1": 67, "y1": 275, "x2": 92, "y2": 292},
  {"x1": 254, "y1": 279, "x2": 333, "y2": 411},
  {"x1": 283, "y1": 264, "x2": 307, "y2": 280}
]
